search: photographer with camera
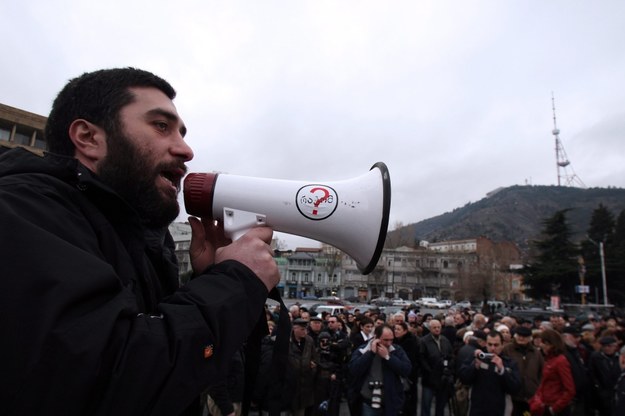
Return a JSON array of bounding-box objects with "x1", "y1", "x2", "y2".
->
[
  {"x1": 458, "y1": 330, "x2": 521, "y2": 415},
  {"x1": 348, "y1": 324, "x2": 411, "y2": 416}
]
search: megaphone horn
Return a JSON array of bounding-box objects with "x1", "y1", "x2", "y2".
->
[{"x1": 183, "y1": 162, "x2": 391, "y2": 275}]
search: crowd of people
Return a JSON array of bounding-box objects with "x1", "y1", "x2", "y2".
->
[{"x1": 221, "y1": 303, "x2": 625, "y2": 416}]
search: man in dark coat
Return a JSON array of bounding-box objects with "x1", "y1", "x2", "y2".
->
[
  {"x1": 349, "y1": 324, "x2": 412, "y2": 416},
  {"x1": 288, "y1": 318, "x2": 319, "y2": 416},
  {"x1": 614, "y1": 345, "x2": 625, "y2": 416},
  {"x1": 502, "y1": 326, "x2": 544, "y2": 416},
  {"x1": 561, "y1": 326, "x2": 591, "y2": 416},
  {"x1": 458, "y1": 331, "x2": 521, "y2": 416},
  {"x1": 589, "y1": 336, "x2": 621, "y2": 416},
  {"x1": 0, "y1": 68, "x2": 281, "y2": 415},
  {"x1": 419, "y1": 319, "x2": 454, "y2": 416}
]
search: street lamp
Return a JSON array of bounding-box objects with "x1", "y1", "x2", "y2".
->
[{"x1": 588, "y1": 237, "x2": 608, "y2": 306}]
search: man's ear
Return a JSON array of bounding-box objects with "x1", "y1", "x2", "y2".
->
[{"x1": 68, "y1": 119, "x2": 107, "y2": 171}]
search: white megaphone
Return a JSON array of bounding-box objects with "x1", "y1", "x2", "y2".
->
[{"x1": 183, "y1": 162, "x2": 391, "y2": 275}]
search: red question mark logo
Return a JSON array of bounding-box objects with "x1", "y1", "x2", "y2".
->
[{"x1": 310, "y1": 187, "x2": 330, "y2": 215}]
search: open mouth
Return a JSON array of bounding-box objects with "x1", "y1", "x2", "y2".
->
[{"x1": 160, "y1": 169, "x2": 184, "y2": 192}]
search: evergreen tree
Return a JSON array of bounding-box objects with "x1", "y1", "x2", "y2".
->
[
  {"x1": 580, "y1": 204, "x2": 615, "y2": 300},
  {"x1": 609, "y1": 209, "x2": 625, "y2": 304},
  {"x1": 523, "y1": 209, "x2": 579, "y2": 302}
]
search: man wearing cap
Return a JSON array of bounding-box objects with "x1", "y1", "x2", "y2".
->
[
  {"x1": 288, "y1": 318, "x2": 319, "y2": 416},
  {"x1": 562, "y1": 326, "x2": 591, "y2": 416},
  {"x1": 308, "y1": 315, "x2": 324, "y2": 344},
  {"x1": 589, "y1": 335, "x2": 621, "y2": 416},
  {"x1": 502, "y1": 326, "x2": 544, "y2": 416}
]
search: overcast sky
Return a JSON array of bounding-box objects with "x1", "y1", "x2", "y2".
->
[{"x1": 3, "y1": 1, "x2": 625, "y2": 248}]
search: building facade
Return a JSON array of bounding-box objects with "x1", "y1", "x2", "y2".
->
[
  {"x1": 167, "y1": 224, "x2": 525, "y2": 303},
  {"x1": 0, "y1": 103, "x2": 47, "y2": 154}
]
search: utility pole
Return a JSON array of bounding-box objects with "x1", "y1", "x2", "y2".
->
[
  {"x1": 599, "y1": 242, "x2": 608, "y2": 306},
  {"x1": 588, "y1": 237, "x2": 609, "y2": 306},
  {"x1": 577, "y1": 256, "x2": 586, "y2": 305}
]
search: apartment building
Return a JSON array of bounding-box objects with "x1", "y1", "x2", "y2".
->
[{"x1": 0, "y1": 103, "x2": 46, "y2": 154}]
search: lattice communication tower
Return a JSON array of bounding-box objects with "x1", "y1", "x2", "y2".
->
[{"x1": 551, "y1": 94, "x2": 586, "y2": 188}]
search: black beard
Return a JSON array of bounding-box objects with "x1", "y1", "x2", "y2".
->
[{"x1": 97, "y1": 131, "x2": 181, "y2": 228}]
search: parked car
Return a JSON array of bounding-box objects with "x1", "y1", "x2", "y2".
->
[
  {"x1": 454, "y1": 300, "x2": 472, "y2": 309},
  {"x1": 392, "y1": 298, "x2": 413, "y2": 307},
  {"x1": 370, "y1": 297, "x2": 393, "y2": 306},
  {"x1": 314, "y1": 305, "x2": 347, "y2": 316}
]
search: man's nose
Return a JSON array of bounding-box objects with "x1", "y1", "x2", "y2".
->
[{"x1": 171, "y1": 134, "x2": 194, "y2": 161}]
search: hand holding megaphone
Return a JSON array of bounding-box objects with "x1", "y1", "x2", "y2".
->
[
  {"x1": 184, "y1": 163, "x2": 391, "y2": 274},
  {"x1": 188, "y1": 216, "x2": 280, "y2": 291}
]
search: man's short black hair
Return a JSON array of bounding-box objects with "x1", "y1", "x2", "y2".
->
[
  {"x1": 486, "y1": 330, "x2": 504, "y2": 344},
  {"x1": 45, "y1": 67, "x2": 176, "y2": 156}
]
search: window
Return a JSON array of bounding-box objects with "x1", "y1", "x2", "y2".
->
[
  {"x1": 0, "y1": 127, "x2": 10, "y2": 141},
  {"x1": 13, "y1": 131, "x2": 31, "y2": 146}
]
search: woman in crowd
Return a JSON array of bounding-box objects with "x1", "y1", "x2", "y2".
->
[{"x1": 529, "y1": 329, "x2": 576, "y2": 416}]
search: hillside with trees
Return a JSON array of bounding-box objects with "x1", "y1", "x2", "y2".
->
[
  {"x1": 386, "y1": 186, "x2": 625, "y2": 305},
  {"x1": 386, "y1": 185, "x2": 625, "y2": 252}
]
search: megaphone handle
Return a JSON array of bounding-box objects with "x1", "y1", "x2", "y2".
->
[{"x1": 223, "y1": 208, "x2": 268, "y2": 241}]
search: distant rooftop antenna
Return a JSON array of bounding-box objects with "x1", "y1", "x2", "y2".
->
[{"x1": 551, "y1": 93, "x2": 586, "y2": 188}]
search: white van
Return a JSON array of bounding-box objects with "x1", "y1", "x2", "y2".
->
[{"x1": 314, "y1": 305, "x2": 346, "y2": 316}]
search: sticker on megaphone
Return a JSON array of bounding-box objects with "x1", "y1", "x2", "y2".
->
[{"x1": 296, "y1": 185, "x2": 338, "y2": 220}]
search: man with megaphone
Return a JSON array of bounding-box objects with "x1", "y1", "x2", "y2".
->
[{"x1": 0, "y1": 67, "x2": 284, "y2": 416}]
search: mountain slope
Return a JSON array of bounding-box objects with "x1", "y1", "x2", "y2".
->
[{"x1": 386, "y1": 185, "x2": 625, "y2": 251}]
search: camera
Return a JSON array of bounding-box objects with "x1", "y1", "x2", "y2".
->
[
  {"x1": 478, "y1": 352, "x2": 495, "y2": 361},
  {"x1": 368, "y1": 381, "x2": 384, "y2": 409}
]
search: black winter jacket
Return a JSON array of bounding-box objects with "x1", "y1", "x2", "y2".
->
[{"x1": 0, "y1": 148, "x2": 269, "y2": 415}]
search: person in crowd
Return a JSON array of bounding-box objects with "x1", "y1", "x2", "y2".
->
[
  {"x1": 288, "y1": 318, "x2": 319, "y2": 416},
  {"x1": 419, "y1": 319, "x2": 454, "y2": 416},
  {"x1": 314, "y1": 331, "x2": 343, "y2": 416},
  {"x1": 326, "y1": 315, "x2": 350, "y2": 416},
  {"x1": 561, "y1": 326, "x2": 590, "y2": 416},
  {"x1": 374, "y1": 317, "x2": 386, "y2": 328},
  {"x1": 0, "y1": 67, "x2": 282, "y2": 415},
  {"x1": 205, "y1": 348, "x2": 245, "y2": 416},
  {"x1": 347, "y1": 316, "x2": 375, "y2": 416},
  {"x1": 496, "y1": 324, "x2": 512, "y2": 344},
  {"x1": 458, "y1": 330, "x2": 521, "y2": 416},
  {"x1": 290, "y1": 305, "x2": 302, "y2": 320},
  {"x1": 550, "y1": 314, "x2": 567, "y2": 333},
  {"x1": 614, "y1": 344, "x2": 625, "y2": 416},
  {"x1": 469, "y1": 313, "x2": 488, "y2": 332},
  {"x1": 501, "y1": 316, "x2": 518, "y2": 332},
  {"x1": 350, "y1": 317, "x2": 375, "y2": 350},
  {"x1": 308, "y1": 315, "x2": 324, "y2": 344},
  {"x1": 589, "y1": 336, "x2": 621, "y2": 416},
  {"x1": 502, "y1": 326, "x2": 544, "y2": 416},
  {"x1": 394, "y1": 321, "x2": 420, "y2": 416},
  {"x1": 442, "y1": 316, "x2": 458, "y2": 346},
  {"x1": 349, "y1": 324, "x2": 411, "y2": 416},
  {"x1": 532, "y1": 329, "x2": 543, "y2": 349},
  {"x1": 392, "y1": 312, "x2": 406, "y2": 326},
  {"x1": 300, "y1": 310, "x2": 311, "y2": 322},
  {"x1": 452, "y1": 330, "x2": 486, "y2": 416},
  {"x1": 529, "y1": 329, "x2": 576, "y2": 416}
]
